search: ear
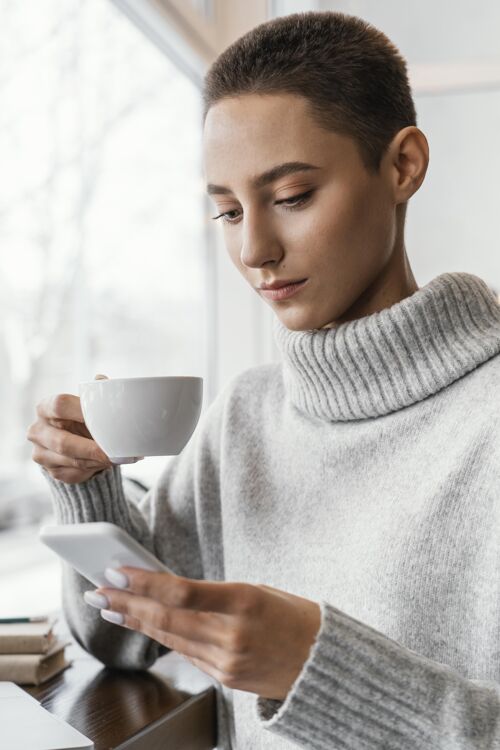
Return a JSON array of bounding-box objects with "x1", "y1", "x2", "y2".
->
[{"x1": 386, "y1": 126, "x2": 429, "y2": 205}]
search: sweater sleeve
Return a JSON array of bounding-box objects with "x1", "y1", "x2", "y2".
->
[
  {"x1": 39, "y1": 387, "x2": 225, "y2": 672},
  {"x1": 254, "y1": 599, "x2": 500, "y2": 749}
]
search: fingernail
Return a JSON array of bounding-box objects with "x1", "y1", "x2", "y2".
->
[
  {"x1": 101, "y1": 609, "x2": 124, "y2": 625},
  {"x1": 83, "y1": 591, "x2": 109, "y2": 609},
  {"x1": 104, "y1": 567, "x2": 129, "y2": 589}
]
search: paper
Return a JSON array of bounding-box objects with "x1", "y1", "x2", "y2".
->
[{"x1": 0, "y1": 681, "x2": 94, "y2": 749}]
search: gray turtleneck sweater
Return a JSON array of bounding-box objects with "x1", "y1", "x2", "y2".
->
[{"x1": 41, "y1": 271, "x2": 500, "y2": 750}]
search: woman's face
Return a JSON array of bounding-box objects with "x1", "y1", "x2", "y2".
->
[{"x1": 203, "y1": 92, "x2": 419, "y2": 331}]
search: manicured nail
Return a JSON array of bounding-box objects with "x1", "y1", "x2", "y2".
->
[
  {"x1": 83, "y1": 591, "x2": 109, "y2": 609},
  {"x1": 101, "y1": 609, "x2": 124, "y2": 625},
  {"x1": 104, "y1": 567, "x2": 129, "y2": 588}
]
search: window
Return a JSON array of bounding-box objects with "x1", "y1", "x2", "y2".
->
[
  {"x1": 0, "y1": 0, "x2": 209, "y2": 486},
  {"x1": 0, "y1": 0, "x2": 209, "y2": 614}
]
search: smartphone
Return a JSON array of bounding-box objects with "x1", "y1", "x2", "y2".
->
[{"x1": 39, "y1": 522, "x2": 173, "y2": 588}]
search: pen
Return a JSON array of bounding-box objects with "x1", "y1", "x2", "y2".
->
[{"x1": 0, "y1": 616, "x2": 49, "y2": 623}]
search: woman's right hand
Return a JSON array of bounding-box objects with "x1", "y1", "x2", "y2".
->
[{"x1": 26, "y1": 374, "x2": 114, "y2": 484}]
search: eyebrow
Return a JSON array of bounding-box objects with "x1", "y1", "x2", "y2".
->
[{"x1": 206, "y1": 161, "x2": 321, "y2": 195}]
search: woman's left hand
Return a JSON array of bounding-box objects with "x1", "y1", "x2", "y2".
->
[{"x1": 90, "y1": 568, "x2": 322, "y2": 701}]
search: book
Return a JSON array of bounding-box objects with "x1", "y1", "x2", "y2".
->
[
  {"x1": 0, "y1": 638, "x2": 72, "y2": 685},
  {"x1": 0, "y1": 616, "x2": 58, "y2": 654}
]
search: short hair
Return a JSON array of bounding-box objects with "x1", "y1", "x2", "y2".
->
[{"x1": 202, "y1": 11, "x2": 417, "y2": 174}]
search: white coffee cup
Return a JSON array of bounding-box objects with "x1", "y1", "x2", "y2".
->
[{"x1": 78, "y1": 376, "x2": 203, "y2": 464}]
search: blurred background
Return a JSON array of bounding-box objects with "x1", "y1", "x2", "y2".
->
[{"x1": 1, "y1": 0, "x2": 500, "y2": 616}]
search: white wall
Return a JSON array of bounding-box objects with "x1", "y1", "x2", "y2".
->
[{"x1": 301, "y1": 0, "x2": 500, "y2": 291}]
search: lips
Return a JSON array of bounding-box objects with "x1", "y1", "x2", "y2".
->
[
  {"x1": 259, "y1": 278, "x2": 307, "y2": 290},
  {"x1": 259, "y1": 278, "x2": 308, "y2": 300}
]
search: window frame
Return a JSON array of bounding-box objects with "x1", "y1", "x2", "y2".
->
[{"x1": 111, "y1": 0, "x2": 280, "y2": 401}]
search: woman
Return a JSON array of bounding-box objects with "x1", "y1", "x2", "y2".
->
[{"x1": 28, "y1": 11, "x2": 500, "y2": 749}]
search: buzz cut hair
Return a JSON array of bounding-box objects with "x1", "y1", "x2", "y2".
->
[{"x1": 202, "y1": 10, "x2": 417, "y2": 175}]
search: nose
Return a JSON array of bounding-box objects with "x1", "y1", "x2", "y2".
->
[{"x1": 239, "y1": 207, "x2": 283, "y2": 270}]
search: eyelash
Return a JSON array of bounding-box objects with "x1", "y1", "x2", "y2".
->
[{"x1": 211, "y1": 189, "x2": 315, "y2": 225}]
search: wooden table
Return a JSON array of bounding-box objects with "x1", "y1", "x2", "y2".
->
[{"x1": 23, "y1": 614, "x2": 218, "y2": 749}]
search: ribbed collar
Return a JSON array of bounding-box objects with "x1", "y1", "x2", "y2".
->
[{"x1": 272, "y1": 272, "x2": 500, "y2": 422}]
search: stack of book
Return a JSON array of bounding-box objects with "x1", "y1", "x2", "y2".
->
[{"x1": 0, "y1": 615, "x2": 72, "y2": 685}]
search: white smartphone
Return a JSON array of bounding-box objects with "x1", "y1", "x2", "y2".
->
[{"x1": 39, "y1": 522, "x2": 173, "y2": 588}]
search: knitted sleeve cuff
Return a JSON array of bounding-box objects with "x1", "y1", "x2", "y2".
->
[
  {"x1": 40, "y1": 464, "x2": 137, "y2": 530},
  {"x1": 254, "y1": 599, "x2": 445, "y2": 748}
]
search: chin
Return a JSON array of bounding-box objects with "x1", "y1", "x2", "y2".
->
[{"x1": 274, "y1": 308, "x2": 331, "y2": 332}]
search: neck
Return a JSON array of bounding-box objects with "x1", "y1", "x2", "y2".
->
[{"x1": 321, "y1": 246, "x2": 418, "y2": 330}]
